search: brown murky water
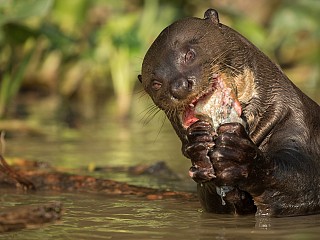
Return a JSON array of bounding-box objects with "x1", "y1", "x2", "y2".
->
[{"x1": 1, "y1": 88, "x2": 319, "y2": 239}]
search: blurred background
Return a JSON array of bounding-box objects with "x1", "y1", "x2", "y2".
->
[
  {"x1": 0, "y1": 0, "x2": 319, "y2": 178},
  {"x1": 0, "y1": 0, "x2": 319, "y2": 125}
]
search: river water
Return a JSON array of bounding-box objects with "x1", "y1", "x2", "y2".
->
[
  {"x1": 1, "y1": 192, "x2": 320, "y2": 240},
  {"x1": 0, "y1": 87, "x2": 319, "y2": 239}
]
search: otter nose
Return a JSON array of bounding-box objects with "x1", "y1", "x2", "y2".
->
[{"x1": 170, "y1": 78, "x2": 193, "y2": 99}]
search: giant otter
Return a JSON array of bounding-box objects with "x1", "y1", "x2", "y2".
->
[{"x1": 138, "y1": 9, "x2": 320, "y2": 217}]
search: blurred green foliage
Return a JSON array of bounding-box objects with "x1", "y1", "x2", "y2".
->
[
  {"x1": 0, "y1": 0, "x2": 53, "y2": 117},
  {"x1": 0, "y1": 0, "x2": 180, "y2": 122},
  {"x1": 0, "y1": 0, "x2": 319, "y2": 122}
]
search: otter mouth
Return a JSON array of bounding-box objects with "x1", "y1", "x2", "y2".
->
[
  {"x1": 181, "y1": 75, "x2": 243, "y2": 130},
  {"x1": 182, "y1": 84, "x2": 216, "y2": 129}
]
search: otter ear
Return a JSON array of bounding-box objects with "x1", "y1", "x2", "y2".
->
[
  {"x1": 138, "y1": 74, "x2": 142, "y2": 83},
  {"x1": 204, "y1": 9, "x2": 220, "y2": 25}
]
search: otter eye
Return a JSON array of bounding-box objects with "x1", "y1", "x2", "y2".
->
[
  {"x1": 185, "y1": 49, "x2": 196, "y2": 63},
  {"x1": 151, "y1": 80, "x2": 162, "y2": 91}
]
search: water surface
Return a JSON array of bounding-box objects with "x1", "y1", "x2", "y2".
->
[{"x1": 1, "y1": 191, "x2": 320, "y2": 240}]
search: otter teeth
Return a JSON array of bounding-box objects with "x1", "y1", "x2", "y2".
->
[{"x1": 189, "y1": 103, "x2": 195, "y2": 108}]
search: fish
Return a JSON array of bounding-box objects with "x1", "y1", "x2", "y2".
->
[{"x1": 194, "y1": 76, "x2": 245, "y2": 132}]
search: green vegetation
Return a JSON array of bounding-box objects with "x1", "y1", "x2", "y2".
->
[{"x1": 0, "y1": 0, "x2": 319, "y2": 123}]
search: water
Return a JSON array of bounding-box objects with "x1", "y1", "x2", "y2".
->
[
  {"x1": 1, "y1": 192, "x2": 320, "y2": 240},
  {"x1": 1, "y1": 90, "x2": 320, "y2": 239}
]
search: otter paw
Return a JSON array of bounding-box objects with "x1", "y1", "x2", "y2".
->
[
  {"x1": 186, "y1": 120, "x2": 215, "y2": 144},
  {"x1": 184, "y1": 120, "x2": 215, "y2": 182},
  {"x1": 209, "y1": 122, "x2": 258, "y2": 186}
]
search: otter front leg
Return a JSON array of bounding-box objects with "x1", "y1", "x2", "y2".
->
[
  {"x1": 184, "y1": 121, "x2": 256, "y2": 214},
  {"x1": 190, "y1": 121, "x2": 264, "y2": 214},
  {"x1": 209, "y1": 122, "x2": 269, "y2": 192},
  {"x1": 184, "y1": 120, "x2": 216, "y2": 182},
  {"x1": 209, "y1": 122, "x2": 260, "y2": 186},
  {"x1": 184, "y1": 120, "x2": 234, "y2": 213}
]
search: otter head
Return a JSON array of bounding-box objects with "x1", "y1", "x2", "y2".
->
[{"x1": 138, "y1": 9, "x2": 253, "y2": 145}]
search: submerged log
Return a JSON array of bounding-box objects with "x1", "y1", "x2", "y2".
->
[
  {"x1": 0, "y1": 202, "x2": 63, "y2": 233},
  {"x1": 1, "y1": 157, "x2": 196, "y2": 200},
  {"x1": 26, "y1": 170, "x2": 196, "y2": 200},
  {"x1": 0, "y1": 155, "x2": 197, "y2": 233}
]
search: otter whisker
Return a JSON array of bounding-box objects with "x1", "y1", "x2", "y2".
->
[
  {"x1": 209, "y1": 50, "x2": 229, "y2": 66},
  {"x1": 211, "y1": 49, "x2": 242, "y2": 75},
  {"x1": 135, "y1": 90, "x2": 149, "y2": 101},
  {"x1": 222, "y1": 62, "x2": 241, "y2": 75},
  {"x1": 154, "y1": 112, "x2": 167, "y2": 143},
  {"x1": 141, "y1": 107, "x2": 162, "y2": 126},
  {"x1": 164, "y1": 108, "x2": 173, "y2": 121},
  {"x1": 143, "y1": 105, "x2": 160, "y2": 117},
  {"x1": 164, "y1": 107, "x2": 179, "y2": 125},
  {"x1": 139, "y1": 104, "x2": 158, "y2": 116}
]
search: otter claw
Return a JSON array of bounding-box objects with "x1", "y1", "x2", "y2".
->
[{"x1": 189, "y1": 166, "x2": 216, "y2": 183}]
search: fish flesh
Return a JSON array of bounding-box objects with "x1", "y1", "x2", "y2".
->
[{"x1": 194, "y1": 77, "x2": 245, "y2": 132}]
